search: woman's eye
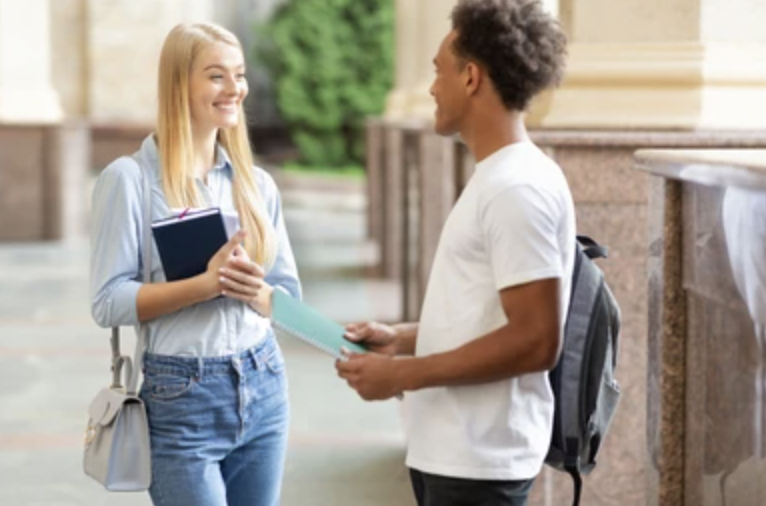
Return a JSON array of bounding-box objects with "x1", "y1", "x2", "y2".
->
[
  {"x1": 210, "y1": 74, "x2": 224, "y2": 80},
  {"x1": 236, "y1": 73, "x2": 246, "y2": 80}
]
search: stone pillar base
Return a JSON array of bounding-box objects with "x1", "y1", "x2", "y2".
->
[{"x1": 0, "y1": 122, "x2": 90, "y2": 242}]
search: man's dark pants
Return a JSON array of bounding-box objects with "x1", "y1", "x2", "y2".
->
[{"x1": 409, "y1": 468, "x2": 535, "y2": 506}]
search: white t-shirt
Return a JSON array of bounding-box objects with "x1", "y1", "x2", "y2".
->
[{"x1": 405, "y1": 141, "x2": 576, "y2": 480}]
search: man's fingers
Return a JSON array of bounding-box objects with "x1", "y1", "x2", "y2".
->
[
  {"x1": 336, "y1": 354, "x2": 361, "y2": 375},
  {"x1": 345, "y1": 323, "x2": 372, "y2": 341},
  {"x1": 341, "y1": 346, "x2": 366, "y2": 361},
  {"x1": 344, "y1": 322, "x2": 362, "y2": 341}
]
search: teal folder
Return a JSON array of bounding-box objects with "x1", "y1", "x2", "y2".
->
[{"x1": 271, "y1": 289, "x2": 367, "y2": 358}]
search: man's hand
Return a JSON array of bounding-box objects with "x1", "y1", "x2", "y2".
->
[
  {"x1": 344, "y1": 322, "x2": 399, "y2": 356},
  {"x1": 335, "y1": 351, "x2": 405, "y2": 401}
]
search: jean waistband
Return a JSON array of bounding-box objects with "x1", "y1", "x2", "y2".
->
[{"x1": 142, "y1": 335, "x2": 278, "y2": 378}]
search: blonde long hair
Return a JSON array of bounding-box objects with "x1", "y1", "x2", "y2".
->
[{"x1": 156, "y1": 23, "x2": 276, "y2": 267}]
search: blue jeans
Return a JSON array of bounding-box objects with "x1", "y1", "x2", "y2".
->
[{"x1": 140, "y1": 336, "x2": 289, "y2": 506}]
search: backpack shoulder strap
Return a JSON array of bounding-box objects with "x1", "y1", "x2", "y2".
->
[{"x1": 577, "y1": 235, "x2": 608, "y2": 260}]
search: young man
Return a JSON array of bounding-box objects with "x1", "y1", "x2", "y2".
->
[{"x1": 336, "y1": 1, "x2": 573, "y2": 505}]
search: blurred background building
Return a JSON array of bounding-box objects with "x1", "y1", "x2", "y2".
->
[
  {"x1": 2, "y1": 1, "x2": 766, "y2": 505},
  {"x1": 0, "y1": 0, "x2": 285, "y2": 242}
]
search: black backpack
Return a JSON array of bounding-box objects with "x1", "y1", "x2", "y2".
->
[{"x1": 545, "y1": 235, "x2": 622, "y2": 506}]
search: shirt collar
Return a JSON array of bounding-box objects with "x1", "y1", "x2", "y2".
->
[
  {"x1": 213, "y1": 143, "x2": 232, "y2": 172},
  {"x1": 140, "y1": 134, "x2": 233, "y2": 174}
]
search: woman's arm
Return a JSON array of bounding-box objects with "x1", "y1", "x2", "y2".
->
[
  {"x1": 90, "y1": 158, "x2": 146, "y2": 328},
  {"x1": 216, "y1": 170, "x2": 300, "y2": 317},
  {"x1": 136, "y1": 231, "x2": 246, "y2": 322},
  {"x1": 91, "y1": 158, "x2": 244, "y2": 326},
  {"x1": 262, "y1": 170, "x2": 301, "y2": 300}
]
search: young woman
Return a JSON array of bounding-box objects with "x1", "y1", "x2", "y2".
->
[{"x1": 90, "y1": 23, "x2": 300, "y2": 506}]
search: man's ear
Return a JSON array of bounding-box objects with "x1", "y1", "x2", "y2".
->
[{"x1": 464, "y1": 61, "x2": 482, "y2": 97}]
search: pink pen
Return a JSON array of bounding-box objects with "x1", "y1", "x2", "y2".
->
[{"x1": 178, "y1": 207, "x2": 190, "y2": 219}]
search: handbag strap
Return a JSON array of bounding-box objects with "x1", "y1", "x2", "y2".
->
[{"x1": 109, "y1": 151, "x2": 152, "y2": 395}]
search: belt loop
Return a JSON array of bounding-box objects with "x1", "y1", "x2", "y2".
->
[
  {"x1": 196, "y1": 356, "x2": 204, "y2": 380},
  {"x1": 249, "y1": 347, "x2": 260, "y2": 370}
]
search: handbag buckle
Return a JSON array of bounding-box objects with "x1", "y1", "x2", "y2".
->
[{"x1": 84, "y1": 424, "x2": 97, "y2": 446}]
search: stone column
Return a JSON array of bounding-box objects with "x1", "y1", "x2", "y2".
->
[
  {"x1": 86, "y1": 0, "x2": 214, "y2": 125},
  {"x1": 534, "y1": 0, "x2": 766, "y2": 129},
  {"x1": 51, "y1": 0, "x2": 88, "y2": 119},
  {"x1": 385, "y1": 0, "x2": 422, "y2": 119},
  {"x1": 0, "y1": 0, "x2": 63, "y2": 122},
  {"x1": 385, "y1": 0, "x2": 452, "y2": 119},
  {"x1": 405, "y1": 0, "x2": 453, "y2": 118},
  {"x1": 85, "y1": 0, "x2": 218, "y2": 168}
]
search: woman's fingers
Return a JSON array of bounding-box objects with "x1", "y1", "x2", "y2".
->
[
  {"x1": 216, "y1": 230, "x2": 246, "y2": 261},
  {"x1": 226, "y1": 256, "x2": 265, "y2": 278},
  {"x1": 219, "y1": 268, "x2": 262, "y2": 297}
]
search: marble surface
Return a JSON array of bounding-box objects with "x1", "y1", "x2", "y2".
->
[
  {"x1": 642, "y1": 151, "x2": 766, "y2": 506},
  {"x1": 636, "y1": 149, "x2": 766, "y2": 191},
  {"x1": 533, "y1": 130, "x2": 766, "y2": 147}
]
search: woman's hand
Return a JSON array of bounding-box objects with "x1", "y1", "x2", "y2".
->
[
  {"x1": 216, "y1": 235, "x2": 274, "y2": 315},
  {"x1": 203, "y1": 230, "x2": 248, "y2": 299}
]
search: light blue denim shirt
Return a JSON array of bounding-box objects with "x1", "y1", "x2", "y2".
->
[{"x1": 90, "y1": 135, "x2": 301, "y2": 357}]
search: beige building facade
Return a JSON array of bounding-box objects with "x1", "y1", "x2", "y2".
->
[{"x1": 387, "y1": 0, "x2": 766, "y2": 130}]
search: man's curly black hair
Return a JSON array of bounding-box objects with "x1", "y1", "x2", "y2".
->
[{"x1": 451, "y1": 0, "x2": 567, "y2": 111}]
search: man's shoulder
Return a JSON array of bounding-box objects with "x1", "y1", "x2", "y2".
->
[{"x1": 478, "y1": 143, "x2": 565, "y2": 189}]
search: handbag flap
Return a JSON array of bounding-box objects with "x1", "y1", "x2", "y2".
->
[{"x1": 88, "y1": 388, "x2": 140, "y2": 426}]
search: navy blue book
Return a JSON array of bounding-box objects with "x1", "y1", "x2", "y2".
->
[{"x1": 151, "y1": 208, "x2": 228, "y2": 281}]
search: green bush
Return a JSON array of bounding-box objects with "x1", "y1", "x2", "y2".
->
[{"x1": 256, "y1": 0, "x2": 393, "y2": 167}]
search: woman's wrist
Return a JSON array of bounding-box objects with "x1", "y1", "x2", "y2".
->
[
  {"x1": 197, "y1": 271, "x2": 222, "y2": 301},
  {"x1": 249, "y1": 283, "x2": 274, "y2": 317}
]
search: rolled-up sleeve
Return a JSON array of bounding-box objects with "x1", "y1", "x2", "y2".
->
[
  {"x1": 260, "y1": 171, "x2": 302, "y2": 300},
  {"x1": 90, "y1": 157, "x2": 144, "y2": 328}
]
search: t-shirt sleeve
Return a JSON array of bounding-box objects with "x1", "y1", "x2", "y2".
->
[{"x1": 480, "y1": 184, "x2": 565, "y2": 291}]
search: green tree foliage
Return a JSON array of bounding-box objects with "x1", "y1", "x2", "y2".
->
[{"x1": 257, "y1": 0, "x2": 393, "y2": 167}]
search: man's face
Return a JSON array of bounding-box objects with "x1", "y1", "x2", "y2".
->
[{"x1": 430, "y1": 30, "x2": 468, "y2": 136}]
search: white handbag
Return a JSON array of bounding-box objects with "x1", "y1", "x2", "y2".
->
[{"x1": 83, "y1": 153, "x2": 153, "y2": 491}]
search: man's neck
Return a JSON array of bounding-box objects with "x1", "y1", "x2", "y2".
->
[{"x1": 461, "y1": 109, "x2": 529, "y2": 164}]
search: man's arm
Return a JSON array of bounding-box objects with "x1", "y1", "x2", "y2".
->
[
  {"x1": 336, "y1": 278, "x2": 561, "y2": 400},
  {"x1": 400, "y1": 277, "x2": 560, "y2": 390},
  {"x1": 391, "y1": 322, "x2": 419, "y2": 355}
]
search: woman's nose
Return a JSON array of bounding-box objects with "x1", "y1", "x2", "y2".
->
[{"x1": 224, "y1": 77, "x2": 239, "y2": 94}]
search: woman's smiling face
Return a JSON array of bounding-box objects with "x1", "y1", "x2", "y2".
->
[{"x1": 188, "y1": 42, "x2": 248, "y2": 134}]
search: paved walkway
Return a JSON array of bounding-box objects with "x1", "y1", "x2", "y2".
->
[{"x1": 0, "y1": 180, "x2": 412, "y2": 506}]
